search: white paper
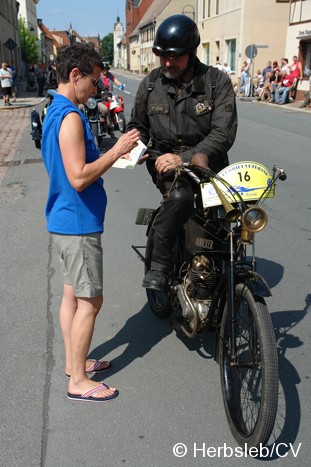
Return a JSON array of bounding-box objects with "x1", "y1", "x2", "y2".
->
[{"x1": 112, "y1": 140, "x2": 147, "y2": 169}]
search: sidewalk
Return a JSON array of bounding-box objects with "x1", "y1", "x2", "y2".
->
[
  {"x1": 0, "y1": 78, "x2": 47, "y2": 110},
  {"x1": 0, "y1": 90, "x2": 45, "y2": 110},
  {"x1": 239, "y1": 95, "x2": 311, "y2": 112}
]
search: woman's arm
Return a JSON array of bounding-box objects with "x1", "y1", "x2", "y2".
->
[{"x1": 59, "y1": 113, "x2": 140, "y2": 191}]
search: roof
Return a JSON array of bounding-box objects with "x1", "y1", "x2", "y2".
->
[
  {"x1": 129, "y1": 0, "x2": 172, "y2": 38},
  {"x1": 50, "y1": 29, "x2": 85, "y2": 47},
  {"x1": 38, "y1": 21, "x2": 55, "y2": 42}
]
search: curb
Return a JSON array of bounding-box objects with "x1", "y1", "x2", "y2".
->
[
  {"x1": 0, "y1": 96, "x2": 46, "y2": 111},
  {"x1": 239, "y1": 96, "x2": 311, "y2": 113}
]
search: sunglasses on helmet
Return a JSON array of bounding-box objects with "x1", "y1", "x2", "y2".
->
[{"x1": 152, "y1": 46, "x2": 186, "y2": 60}]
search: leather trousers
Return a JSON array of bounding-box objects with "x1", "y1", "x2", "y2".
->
[{"x1": 149, "y1": 171, "x2": 194, "y2": 272}]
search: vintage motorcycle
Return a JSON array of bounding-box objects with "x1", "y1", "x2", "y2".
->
[
  {"x1": 133, "y1": 160, "x2": 287, "y2": 450},
  {"x1": 83, "y1": 96, "x2": 108, "y2": 147},
  {"x1": 30, "y1": 89, "x2": 56, "y2": 149}
]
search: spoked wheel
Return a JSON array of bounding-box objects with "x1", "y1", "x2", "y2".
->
[{"x1": 219, "y1": 283, "x2": 278, "y2": 449}]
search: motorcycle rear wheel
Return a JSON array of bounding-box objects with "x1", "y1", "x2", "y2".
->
[
  {"x1": 35, "y1": 139, "x2": 41, "y2": 149},
  {"x1": 219, "y1": 283, "x2": 278, "y2": 450},
  {"x1": 116, "y1": 111, "x2": 126, "y2": 133}
]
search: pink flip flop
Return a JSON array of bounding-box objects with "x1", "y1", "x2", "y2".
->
[
  {"x1": 65, "y1": 360, "x2": 112, "y2": 378},
  {"x1": 67, "y1": 383, "x2": 119, "y2": 402}
]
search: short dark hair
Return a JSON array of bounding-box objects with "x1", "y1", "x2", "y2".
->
[{"x1": 56, "y1": 43, "x2": 103, "y2": 83}]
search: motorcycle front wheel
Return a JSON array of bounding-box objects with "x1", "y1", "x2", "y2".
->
[
  {"x1": 219, "y1": 283, "x2": 278, "y2": 450},
  {"x1": 116, "y1": 111, "x2": 126, "y2": 133}
]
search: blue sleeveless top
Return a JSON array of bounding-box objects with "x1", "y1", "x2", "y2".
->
[{"x1": 41, "y1": 94, "x2": 107, "y2": 234}]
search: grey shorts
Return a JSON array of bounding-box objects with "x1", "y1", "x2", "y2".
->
[{"x1": 52, "y1": 233, "x2": 103, "y2": 298}]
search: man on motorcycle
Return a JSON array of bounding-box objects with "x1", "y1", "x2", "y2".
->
[
  {"x1": 96, "y1": 77, "x2": 116, "y2": 138},
  {"x1": 127, "y1": 14, "x2": 238, "y2": 291},
  {"x1": 102, "y1": 63, "x2": 123, "y2": 92}
]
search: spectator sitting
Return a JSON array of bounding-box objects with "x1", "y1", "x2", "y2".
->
[
  {"x1": 258, "y1": 71, "x2": 274, "y2": 101},
  {"x1": 254, "y1": 69, "x2": 264, "y2": 91},
  {"x1": 280, "y1": 58, "x2": 290, "y2": 75},
  {"x1": 262, "y1": 61, "x2": 272, "y2": 81},
  {"x1": 273, "y1": 70, "x2": 294, "y2": 105},
  {"x1": 272, "y1": 61, "x2": 281, "y2": 83}
]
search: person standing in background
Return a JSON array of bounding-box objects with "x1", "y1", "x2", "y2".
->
[{"x1": 0, "y1": 61, "x2": 13, "y2": 106}]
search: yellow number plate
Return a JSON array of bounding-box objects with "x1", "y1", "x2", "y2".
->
[{"x1": 201, "y1": 161, "x2": 275, "y2": 208}]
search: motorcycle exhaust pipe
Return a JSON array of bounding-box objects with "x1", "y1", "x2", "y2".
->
[{"x1": 176, "y1": 284, "x2": 199, "y2": 338}]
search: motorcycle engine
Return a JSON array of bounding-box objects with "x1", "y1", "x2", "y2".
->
[{"x1": 176, "y1": 255, "x2": 218, "y2": 330}]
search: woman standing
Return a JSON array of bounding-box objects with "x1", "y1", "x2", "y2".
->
[{"x1": 41, "y1": 43, "x2": 140, "y2": 402}]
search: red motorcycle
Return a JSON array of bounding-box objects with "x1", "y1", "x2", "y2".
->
[{"x1": 104, "y1": 91, "x2": 126, "y2": 133}]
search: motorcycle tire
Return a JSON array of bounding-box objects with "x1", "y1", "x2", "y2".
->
[
  {"x1": 35, "y1": 139, "x2": 41, "y2": 149},
  {"x1": 116, "y1": 111, "x2": 126, "y2": 133},
  {"x1": 219, "y1": 283, "x2": 278, "y2": 450},
  {"x1": 90, "y1": 122, "x2": 98, "y2": 141}
]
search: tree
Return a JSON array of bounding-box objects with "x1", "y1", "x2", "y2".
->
[
  {"x1": 18, "y1": 18, "x2": 39, "y2": 65},
  {"x1": 101, "y1": 33, "x2": 113, "y2": 64}
]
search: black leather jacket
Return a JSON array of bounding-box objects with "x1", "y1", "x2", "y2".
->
[{"x1": 128, "y1": 59, "x2": 238, "y2": 173}]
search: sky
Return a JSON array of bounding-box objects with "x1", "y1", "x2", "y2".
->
[{"x1": 36, "y1": 0, "x2": 126, "y2": 38}]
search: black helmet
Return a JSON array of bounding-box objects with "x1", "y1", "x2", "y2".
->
[{"x1": 153, "y1": 14, "x2": 200, "y2": 59}]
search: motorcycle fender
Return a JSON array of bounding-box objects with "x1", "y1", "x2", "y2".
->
[
  {"x1": 237, "y1": 271, "x2": 272, "y2": 297},
  {"x1": 31, "y1": 111, "x2": 42, "y2": 139}
]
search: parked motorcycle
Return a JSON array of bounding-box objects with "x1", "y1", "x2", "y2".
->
[
  {"x1": 83, "y1": 96, "x2": 108, "y2": 147},
  {"x1": 105, "y1": 91, "x2": 126, "y2": 133},
  {"x1": 30, "y1": 89, "x2": 56, "y2": 149},
  {"x1": 133, "y1": 160, "x2": 287, "y2": 450}
]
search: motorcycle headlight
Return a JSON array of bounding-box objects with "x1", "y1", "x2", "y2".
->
[
  {"x1": 242, "y1": 207, "x2": 268, "y2": 233},
  {"x1": 86, "y1": 98, "x2": 97, "y2": 109}
]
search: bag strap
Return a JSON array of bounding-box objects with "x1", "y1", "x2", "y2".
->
[
  {"x1": 207, "y1": 66, "x2": 218, "y2": 103},
  {"x1": 147, "y1": 68, "x2": 161, "y2": 92}
]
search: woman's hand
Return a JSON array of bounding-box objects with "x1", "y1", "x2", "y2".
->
[{"x1": 113, "y1": 129, "x2": 141, "y2": 160}]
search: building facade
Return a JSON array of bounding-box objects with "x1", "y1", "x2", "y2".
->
[
  {"x1": 0, "y1": 0, "x2": 21, "y2": 73},
  {"x1": 197, "y1": 0, "x2": 310, "y2": 98}
]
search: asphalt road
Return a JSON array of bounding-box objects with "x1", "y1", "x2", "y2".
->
[{"x1": 0, "y1": 78, "x2": 310, "y2": 466}]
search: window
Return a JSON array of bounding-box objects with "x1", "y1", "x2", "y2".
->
[
  {"x1": 300, "y1": 41, "x2": 311, "y2": 77},
  {"x1": 226, "y1": 39, "x2": 237, "y2": 72},
  {"x1": 203, "y1": 43, "x2": 210, "y2": 66}
]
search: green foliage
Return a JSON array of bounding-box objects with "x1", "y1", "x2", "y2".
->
[
  {"x1": 101, "y1": 33, "x2": 114, "y2": 64},
  {"x1": 18, "y1": 18, "x2": 39, "y2": 64}
]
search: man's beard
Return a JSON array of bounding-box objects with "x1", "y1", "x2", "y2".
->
[{"x1": 161, "y1": 65, "x2": 185, "y2": 80}]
